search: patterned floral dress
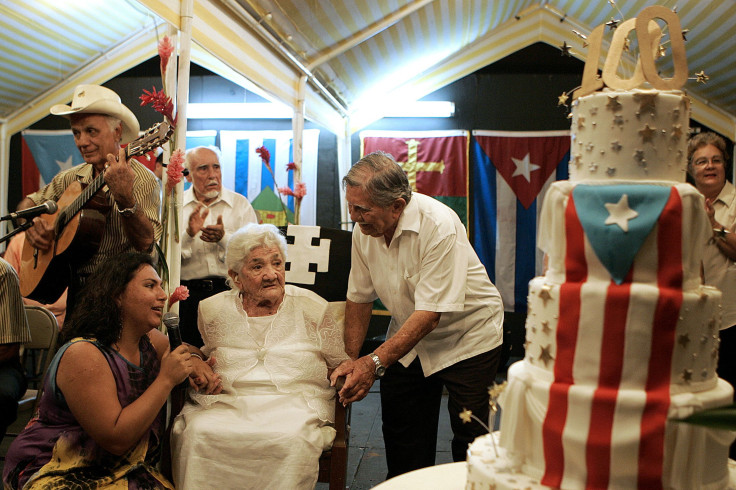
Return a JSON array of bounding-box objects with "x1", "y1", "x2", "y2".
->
[{"x1": 2, "y1": 336, "x2": 173, "y2": 489}]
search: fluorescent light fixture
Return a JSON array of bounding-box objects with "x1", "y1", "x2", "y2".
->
[{"x1": 187, "y1": 102, "x2": 293, "y2": 119}]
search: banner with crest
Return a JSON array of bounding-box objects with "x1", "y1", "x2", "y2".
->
[{"x1": 360, "y1": 130, "x2": 469, "y2": 225}]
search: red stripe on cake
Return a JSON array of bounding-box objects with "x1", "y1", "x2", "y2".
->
[
  {"x1": 638, "y1": 188, "x2": 682, "y2": 489},
  {"x1": 542, "y1": 194, "x2": 587, "y2": 488},
  {"x1": 586, "y1": 274, "x2": 632, "y2": 489}
]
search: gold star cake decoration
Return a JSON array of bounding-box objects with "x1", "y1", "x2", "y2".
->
[
  {"x1": 539, "y1": 344, "x2": 554, "y2": 367},
  {"x1": 558, "y1": 92, "x2": 569, "y2": 106},
  {"x1": 695, "y1": 71, "x2": 709, "y2": 83}
]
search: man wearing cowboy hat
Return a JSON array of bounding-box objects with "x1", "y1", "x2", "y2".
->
[{"x1": 20, "y1": 84, "x2": 162, "y2": 317}]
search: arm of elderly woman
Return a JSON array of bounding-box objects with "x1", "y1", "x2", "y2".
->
[
  {"x1": 185, "y1": 344, "x2": 223, "y2": 395},
  {"x1": 56, "y1": 333, "x2": 191, "y2": 456}
]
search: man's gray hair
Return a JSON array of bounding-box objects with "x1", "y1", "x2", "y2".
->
[
  {"x1": 225, "y1": 223, "x2": 287, "y2": 289},
  {"x1": 342, "y1": 151, "x2": 412, "y2": 208},
  {"x1": 185, "y1": 145, "x2": 223, "y2": 171}
]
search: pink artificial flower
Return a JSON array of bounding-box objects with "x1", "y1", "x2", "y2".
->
[
  {"x1": 166, "y1": 149, "x2": 186, "y2": 192},
  {"x1": 277, "y1": 186, "x2": 295, "y2": 197},
  {"x1": 140, "y1": 86, "x2": 177, "y2": 126},
  {"x1": 286, "y1": 161, "x2": 298, "y2": 171},
  {"x1": 256, "y1": 146, "x2": 271, "y2": 171},
  {"x1": 168, "y1": 285, "x2": 190, "y2": 307},
  {"x1": 158, "y1": 36, "x2": 175, "y2": 75},
  {"x1": 294, "y1": 181, "x2": 307, "y2": 199}
]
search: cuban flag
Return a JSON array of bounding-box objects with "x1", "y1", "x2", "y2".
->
[
  {"x1": 471, "y1": 130, "x2": 570, "y2": 312},
  {"x1": 220, "y1": 130, "x2": 319, "y2": 226}
]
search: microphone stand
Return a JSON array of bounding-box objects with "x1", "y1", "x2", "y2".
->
[{"x1": 0, "y1": 220, "x2": 34, "y2": 246}]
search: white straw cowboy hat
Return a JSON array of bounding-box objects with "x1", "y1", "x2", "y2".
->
[{"x1": 50, "y1": 84, "x2": 140, "y2": 143}]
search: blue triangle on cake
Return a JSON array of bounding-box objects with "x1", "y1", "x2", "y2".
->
[{"x1": 572, "y1": 185, "x2": 671, "y2": 284}]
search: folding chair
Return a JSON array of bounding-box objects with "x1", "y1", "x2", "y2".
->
[{"x1": 1, "y1": 305, "x2": 58, "y2": 448}]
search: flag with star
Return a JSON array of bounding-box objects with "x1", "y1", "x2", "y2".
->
[
  {"x1": 360, "y1": 130, "x2": 469, "y2": 225},
  {"x1": 471, "y1": 130, "x2": 570, "y2": 312},
  {"x1": 21, "y1": 130, "x2": 83, "y2": 197}
]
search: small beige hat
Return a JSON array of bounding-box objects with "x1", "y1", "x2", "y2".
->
[{"x1": 50, "y1": 84, "x2": 140, "y2": 143}]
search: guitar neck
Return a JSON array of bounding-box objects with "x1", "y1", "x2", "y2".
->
[{"x1": 56, "y1": 170, "x2": 107, "y2": 232}]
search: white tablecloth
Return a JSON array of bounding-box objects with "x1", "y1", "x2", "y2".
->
[{"x1": 372, "y1": 462, "x2": 466, "y2": 489}]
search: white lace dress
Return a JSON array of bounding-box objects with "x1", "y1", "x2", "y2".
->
[{"x1": 170, "y1": 286, "x2": 349, "y2": 490}]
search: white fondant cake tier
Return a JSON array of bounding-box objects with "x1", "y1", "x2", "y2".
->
[
  {"x1": 570, "y1": 89, "x2": 690, "y2": 182},
  {"x1": 525, "y1": 277, "x2": 722, "y2": 391},
  {"x1": 494, "y1": 364, "x2": 734, "y2": 489},
  {"x1": 538, "y1": 181, "x2": 711, "y2": 288}
]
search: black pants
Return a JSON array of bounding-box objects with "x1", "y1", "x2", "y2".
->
[
  {"x1": 179, "y1": 277, "x2": 229, "y2": 348},
  {"x1": 0, "y1": 359, "x2": 27, "y2": 439},
  {"x1": 718, "y1": 326, "x2": 736, "y2": 459},
  {"x1": 379, "y1": 346, "x2": 502, "y2": 479}
]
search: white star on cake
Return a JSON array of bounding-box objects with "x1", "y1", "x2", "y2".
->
[
  {"x1": 604, "y1": 194, "x2": 639, "y2": 232},
  {"x1": 511, "y1": 153, "x2": 540, "y2": 182}
]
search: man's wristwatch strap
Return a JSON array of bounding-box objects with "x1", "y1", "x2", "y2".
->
[
  {"x1": 369, "y1": 352, "x2": 386, "y2": 378},
  {"x1": 117, "y1": 200, "x2": 138, "y2": 218}
]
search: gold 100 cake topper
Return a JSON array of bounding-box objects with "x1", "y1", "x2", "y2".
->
[{"x1": 573, "y1": 5, "x2": 688, "y2": 100}]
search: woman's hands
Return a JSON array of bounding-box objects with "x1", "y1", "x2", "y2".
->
[
  {"x1": 189, "y1": 356, "x2": 223, "y2": 394},
  {"x1": 160, "y1": 344, "x2": 193, "y2": 388}
]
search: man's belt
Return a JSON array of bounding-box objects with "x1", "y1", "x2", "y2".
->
[{"x1": 181, "y1": 277, "x2": 228, "y2": 292}]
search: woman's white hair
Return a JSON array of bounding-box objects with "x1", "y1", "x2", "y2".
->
[{"x1": 225, "y1": 223, "x2": 288, "y2": 289}]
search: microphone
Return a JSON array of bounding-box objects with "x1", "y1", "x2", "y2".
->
[
  {"x1": 1, "y1": 201, "x2": 58, "y2": 222},
  {"x1": 163, "y1": 312, "x2": 182, "y2": 350}
]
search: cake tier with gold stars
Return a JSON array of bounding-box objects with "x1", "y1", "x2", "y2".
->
[{"x1": 569, "y1": 89, "x2": 689, "y2": 182}]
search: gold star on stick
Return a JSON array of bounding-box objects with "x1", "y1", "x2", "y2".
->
[
  {"x1": 606, "y1": 18, "x2": 620, "y2": 30},
  {"x1": 560, "y1": 41, "x2": 572, "y2": 57},
  {"x1": 558, "y1": 92, "x2": 569, "y2": 106},
  {"x1": 459, "y1": 408, "x2": 473, "y2": 424},
  {"x1": 571, "y1": 29, "x2": 589, "y2": 48},
  {"x1": 681, "y1": 28, "x2": 689, "y2": 41},
  {"x1": 695, "y1": 71, "x2": 709, "y2": 83}
]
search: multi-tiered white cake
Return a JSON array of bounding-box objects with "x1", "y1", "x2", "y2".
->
[{"x1": 466, "y1": 8, "x2": 735, "y2": 489}]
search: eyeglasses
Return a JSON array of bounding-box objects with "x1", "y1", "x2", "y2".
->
[{"x1": 693, "y1": 156, "x2": 725, "y2": 167}]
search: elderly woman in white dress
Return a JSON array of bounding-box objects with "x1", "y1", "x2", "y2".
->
[{"x1": 171, "y1": 223, "x2": 349, "y2": 489}]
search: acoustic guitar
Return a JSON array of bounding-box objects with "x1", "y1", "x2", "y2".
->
[{"x1": 19, "y1": 122, "x2": 173, "y2": 303}]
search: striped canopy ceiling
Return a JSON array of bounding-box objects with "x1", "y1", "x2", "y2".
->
[{"x1": 1, "y1": 0, "x2": 735, "y2": 137}]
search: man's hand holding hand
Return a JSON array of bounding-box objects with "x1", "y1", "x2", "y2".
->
[{"x1": 330, "y1": 356, "x2": 377, "y2": 406}]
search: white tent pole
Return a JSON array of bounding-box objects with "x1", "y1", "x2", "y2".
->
[
  {"x1": 167, "y1": 0, "x2": 193, "y2": 308},
  {"x1": 337, "y1": 118, "x2": 351, "y2": 230},
  {"x1": 292, "y1": 75, "x2": 306, "y2": 225}
]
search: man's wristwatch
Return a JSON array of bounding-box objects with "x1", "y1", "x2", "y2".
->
[
  {"x1": 714, "y1": 226, "x2": 731, "y2": 241},
  {"x1": 369, "y1": 353, "x2": 386, "y2": 378},
  {"x1": 117, "y1": 201, "x2": 138, "y2": 218}
]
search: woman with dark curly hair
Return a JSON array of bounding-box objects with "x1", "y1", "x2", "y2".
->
[{"x1": 2, "y1": 252, "x2": 193, "y2": 489}]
